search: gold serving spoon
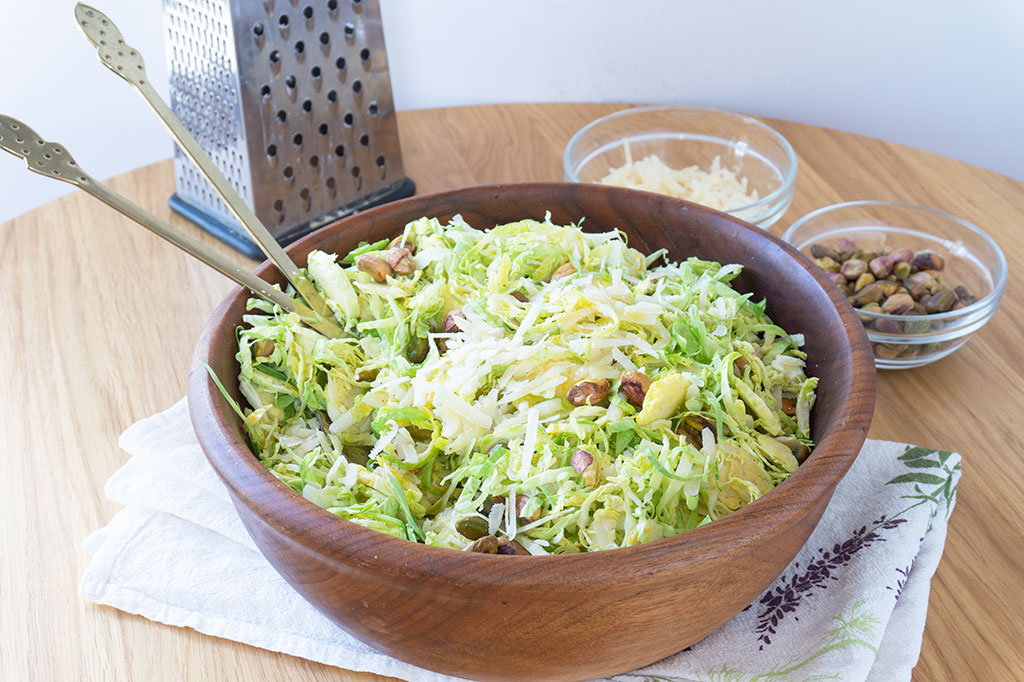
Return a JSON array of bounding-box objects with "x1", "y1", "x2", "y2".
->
[
  {"x1": 73, "y1": 2, "x2": 342, "y2": 333},
  {"x1": 0, "y1": 114, "x2": 343, "y2": 338}
]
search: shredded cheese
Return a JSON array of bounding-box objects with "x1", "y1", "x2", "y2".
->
[{"x1": 601, "y1": 150, "x2": 759, "y2": 212}]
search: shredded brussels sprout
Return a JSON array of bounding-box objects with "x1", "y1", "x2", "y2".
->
[{"x1": 227, "y1": 215, "x2": 817, "y2": 554}]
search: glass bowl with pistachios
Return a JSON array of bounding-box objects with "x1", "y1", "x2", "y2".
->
[{"x1": 783, "y1": 201, "x2": 1007, "y2": 369}]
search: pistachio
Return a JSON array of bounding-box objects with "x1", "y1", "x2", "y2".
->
[
  {"x1": 881, "y1": 292, "x2": 915, "y2": 315},
  {"x1": 851, "y1": 282, "x2": 884, "y2": 306},
  {"x1": 677, "y1": 414, "x2": 713, "y2": 448},
  {"x1": 892, "y1": 261, "x2": 912, "y2": 280},
  {"x1": 496, "y1": 538, "x2": 530, "y2": 555},
  {"x1": 619, "y1": 370, "x2": 652, "y2": 405},
  {"x1": 853, "y1": 272, "x2": 875, "y2": 292},
  {"x1": 911, "y1": 250, "x2": 945, "y2": 271},
  {"x1": 839, "y1": 258, "x2": 868, "y2": 279},
  {"x1": 511, "y1": 291, "x2": 529, "y2": 303},
  {"x1": 254, "y1": 339, "x2": 275, "y2": 357},
  {"x1": 443, "y1": 309, "x2": 466, "y2": 334},
  {"x1": 873, "y1": 343, "x2": 902, "y2": 360},
  {"x1": 872, "y1": 317, "x2": 904, "y2": 334},
  {"x1": 890, "y1": 248, "x2": 913, "y2": 264},
  {"x1": 825, "y1": 271, "x2": 847, "y2": 287},
  {"x1": 515, "y1": 495, "x2": 542, "y2": 522},
  {"x1": 857, "y1": 302, "x2": 881, "y2": 323},
  {"x1": 567, "y1": 379, "x2": 610, "y2": 407},
  {"x1": 388, "y1": 246, "x2": 417, "y2": 275},
  {"x1": 838, "y1": 249, "x2": 860, "y2": 263},
  {"x1": 836, "y1": 237, "x2": 857, "y2": 253},
  {"x1": 468, "y1": 535, "x2": 500, "y2": 553},
  {"x1": 406, "y1": 334, "x2": 429, "y2": 363},
  {"x1": 356, "y1": 254, "x2": 392, "y2": 283},
  {"x1": 884, "y1": 274, "x2": 899, "y2": 282},
  {"x1": 877, "y1": 245, "x2": 894, "y2": 256},
  {"x1": 877, "y1": 280, "x2": 899, "y2": 298},
  {"x1": 552, "y1": 262, "x2": 577, "y2": 279},
  {"x1": 814, "y1": 256, "x2": 840, "y2": 273},
  {"x1": 903, "y1": 271, "x2": 937, "y2": 299},
  {"x1": 356, "y1": 366, "x2": 379, "y2": 383},
  {"x1": 388, "y1": 234, "x2": 416, "y2": 253},
  {"x1": 869, "y1": 255, "x2": 894, "y2": 278},
  {"x1": 456, "y1": 517, "x2": 489, "y2": 541},
  {"x1": 810, "y1": 244, "x2": 839, "y2": 260},
  {"x1": 953, "y1": 285, "x2": 977, "y2": 304},
  {"x1": 571, "y1": 449, "x2": 600, "y2": 487},
  {"x1": 923, "y1": 287, "x2": 957, "y2": 313},
  {"x1": 837, "y1": 282, "x2": 853, "y2": 297},
  {"x1": 910, "y1": 302, "x2": 927, "y2": 315},
  {"x1": 734, "y1": 356, "x2": 749, "y2": 374},
  {"x1": 950, "y1": 299, "x2": 968, "y2": 311}
]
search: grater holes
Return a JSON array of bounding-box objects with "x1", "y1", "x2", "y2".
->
[
  {"x1": 309, "y1": 155, "x2": 319, "y2": 167},
  {"x1": 343, "y1": 112, "x2": 354, "y2": 126},
  {"x1": 278, "y1": 14, "x2": 289, "y2": 26},
  {"x1": 376, "y1": 155, "x2": 386, "y2": 167},
  {"x1": 273, "y1": 198, "x2": 285, "y2": 223},
  {"x1": 303, "y1": 6, "x2": 313, "y2": 19},
  {"x1": 326, "y1": 176, "x2": 337, "y2": 196},
  {"x1": 334, "y1": 144, "x2": 345, "y2": 157},
  {"x1": 359, "y1": 134, "x2": 369, "y2": 146},
  {"x1": 344, "y1": 23, "x2": 355, "y2": 38},
  {"x1": 293, "y1": 133, "x2": 303, "y2": 145},
  {"x1": 267, "y1": 144, "x2": 277, "y2": 156},
  {"x1": 302, "y1": 99, "x2": 313, "y2": 112},
  {"x1": 318, "y1": 123, "x2": 329, "y2": 135},
  {"x1": 368, "y1": 101, "x2": 378, "y2": 115},
  {"x1": 269, "y1": 49, "x2": 280, "y2": 63},
  {"x1": 319, "y1": 32, "x2": 330, "y2": 45},
  {"x1": 327, "y1": 89, "x2": 338, "y2": 103},
  {"x1": 276, "y1": 109, "x2": 287, "y2": 122},
  {"x1": 300, "y1": 187, "x2": 311, "y2": 211},
  {"x1": 352, "y1": 79, "x2": 362, "y2": 93},
  {"x1": 327, "y1": 0, "x2": 338, "y2": 10},
  {"x1": 253, "y1": 23, "x2": 264, "y2": 36},
  {"x1": 311, "y1": 65, "x2": 322, "y2": 78},
  {"x1": 294, "y1": 40, "x2": 305, "y2": 54},
  {"x1": 360, "y1": 48, "x2": 370, "y2": 61},
  {"x1": 335, "y1": 57, "x2": 346, "y2": 70},
  {"x1": 285, "y1": 74, "x2": 296, "y2": 88},
  {"x1": 283, "y1": 165, "x2": 294, "y2": 179}
]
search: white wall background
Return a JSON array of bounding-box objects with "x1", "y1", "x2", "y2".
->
[{"x1": 1, "y1": 0, "x2": 1022, "y2": 224}]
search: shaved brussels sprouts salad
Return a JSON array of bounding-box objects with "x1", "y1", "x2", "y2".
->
[{"x1": 218, "y1": 215, "x2": 818, "y2": 554}]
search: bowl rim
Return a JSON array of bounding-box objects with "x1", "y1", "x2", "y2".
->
[
  {"x1": 562, "y1": 104, "x2": 800, "y2": 217},
  {"x1": 782, "y1": 199, "x2": 1009, "y2": 323},
  {"x1": 189, "y1": 181, "x2": 875, "y2": 576}
]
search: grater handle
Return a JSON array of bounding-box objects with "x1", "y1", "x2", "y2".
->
[
  {"x1": 0, "y1": 113, "x2": 346, "y2": 338},
  {"x1": 73, "y1": 2, "x2": 341, "y2": 330}
]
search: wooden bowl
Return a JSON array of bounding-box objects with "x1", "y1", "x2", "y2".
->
[{"x1": 188, "y1": 183, "x2": 875, "y2": 682}]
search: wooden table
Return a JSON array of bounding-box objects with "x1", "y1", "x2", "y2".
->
[{"x1": 2, "y1": 103, "x2": 1022, "y2": 681}]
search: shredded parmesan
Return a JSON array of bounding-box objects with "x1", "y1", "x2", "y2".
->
[{"x1": 601, "y1": 150, "x2": 759, "y2": 212}]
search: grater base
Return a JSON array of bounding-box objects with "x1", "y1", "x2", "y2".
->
[{"x1": 169, "y1": 177, "x2": 416, "y2": 261}]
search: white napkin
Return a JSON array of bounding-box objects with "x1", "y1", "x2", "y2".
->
[{"x1": 81, "y1": 399, "x2": 960, "y2": 682}]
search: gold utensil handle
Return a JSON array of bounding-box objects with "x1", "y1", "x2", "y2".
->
[
  {"x1": 0, "y1": 114, "x2": 346, "y2": 337},
  {"x1": 73, "y1": 2, "x2": 340, "y2": 329}
]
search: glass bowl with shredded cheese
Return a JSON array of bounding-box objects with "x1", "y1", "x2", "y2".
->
[{"x1": 564, "y1": 105, "x2": 797, "y2": 229}]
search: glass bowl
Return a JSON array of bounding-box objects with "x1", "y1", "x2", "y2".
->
[
  {"x1": 563, "y1": 105, "x2": 798, "y2": 228},
  {"x1": 783, "y1": 201, "x2": 1008, "y2": 369}
]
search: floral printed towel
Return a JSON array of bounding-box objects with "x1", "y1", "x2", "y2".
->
[{"x1": 81, "y1": 399, "x2": 960, "y2": 682}]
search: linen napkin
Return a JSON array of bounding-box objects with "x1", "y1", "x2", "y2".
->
[{"x1": 81, "y1": 399, "x2": 961, "y2": 682}]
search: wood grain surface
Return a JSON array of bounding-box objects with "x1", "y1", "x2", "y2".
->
[{"x1": 2, "y1": 103, "x2": 1022, "y2": 681}]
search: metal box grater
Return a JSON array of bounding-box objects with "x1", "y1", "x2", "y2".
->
[{"x1": 162, "y1": 0, "x2": 414, "y2": 258}]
